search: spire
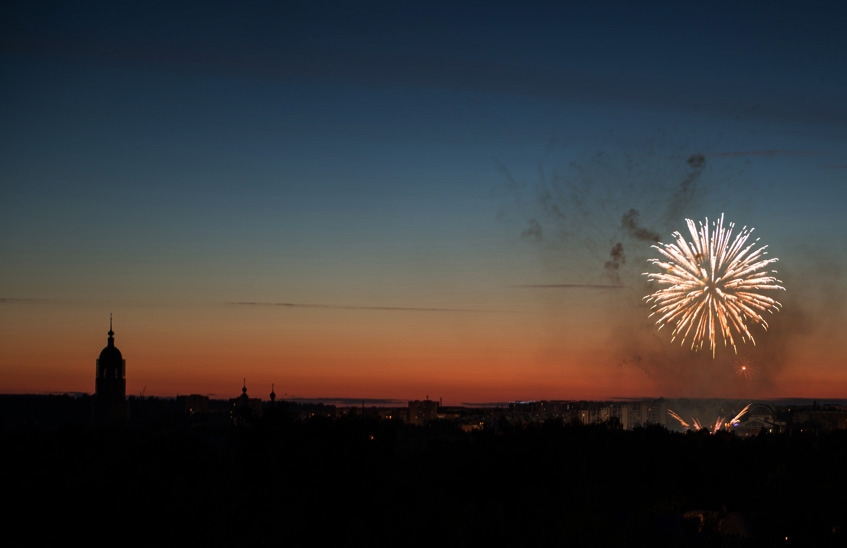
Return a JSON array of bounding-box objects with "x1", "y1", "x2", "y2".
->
[{"x1": 107, "y1": 313, "x2": 115, "y2": 346}]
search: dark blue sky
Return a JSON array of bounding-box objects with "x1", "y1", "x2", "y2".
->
[{"x1": 2, "y1": 1, "x2": 846, "y2": 401}]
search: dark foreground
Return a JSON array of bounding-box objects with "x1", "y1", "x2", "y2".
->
[{"x1": 6, "y1": 413, "x2": 846, "y2": 547}]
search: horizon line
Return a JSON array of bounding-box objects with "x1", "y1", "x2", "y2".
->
[{"x1": 7, "y1": 392, "x2": 847, "y2": 407}]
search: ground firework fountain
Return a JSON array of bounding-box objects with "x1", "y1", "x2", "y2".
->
[{"x1": 668, "y1": 404, "x2": 752, "y2": 433}]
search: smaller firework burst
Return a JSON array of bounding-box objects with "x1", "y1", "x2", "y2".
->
[{"x1": 735, "y1": 356, "x2": 754, "y2": 380}]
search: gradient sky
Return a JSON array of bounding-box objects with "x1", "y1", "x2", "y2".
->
[{"x1": 2, "y1": 1, "x2": 846, "y2": 405}]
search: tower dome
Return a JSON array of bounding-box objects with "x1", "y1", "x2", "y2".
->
[{"x1": 98, "y1": 326, "x2": 123, "y2": 364}]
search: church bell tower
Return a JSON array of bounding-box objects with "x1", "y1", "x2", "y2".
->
[{"x1": 93, "y1": 315, "x2": 127, "y2": 425}]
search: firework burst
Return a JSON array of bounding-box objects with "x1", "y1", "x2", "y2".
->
[
  {"x1": 644, "y1": 214, "x2": 785, "y2": 357},
  {"x1": 735, "y1": 356, "x2": 754, "y2": 380}
]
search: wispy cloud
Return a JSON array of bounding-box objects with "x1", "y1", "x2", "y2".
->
[
  {"x1": 509, "y1": 284, "x2": 625, "y2": 289},
  {"x1": 0, "y1": 298, "x2": 53, "y2": 304},
  {"x1": 228, "y1": 301, "x2": 511, "y2": 313},
  {"x1": 708, "y1": 150, "x2": 816, "y2": 158}
]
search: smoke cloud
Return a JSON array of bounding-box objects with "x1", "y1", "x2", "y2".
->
[{"x1": 499, "y1": 139, "x2": 714, "y2": 286}]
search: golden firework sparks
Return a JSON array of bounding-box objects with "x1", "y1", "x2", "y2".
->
[{"x1": 644, "y1": 214, "x2": 785, "y2": 358}]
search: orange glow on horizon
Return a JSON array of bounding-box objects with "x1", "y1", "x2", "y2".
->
[{"x1": 2, "y1": 299, "x2": 845, "y2": 406}]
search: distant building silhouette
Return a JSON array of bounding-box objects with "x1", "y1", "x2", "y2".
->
[
  {"x1": 93, "y1": 315, "x2": 126, "y2": 426},
  {"x1": 408, "y1": 398, "x2": 438, "y2": 425},
  {"x1": 231, "y1": 379, "x2": 262, "y2": 425},
  {"x1": 620, "y1": 398, "x2": 667, "y2": 429},
  {"x1": 182, "y1": 394, "x2": 211, "y2": 417}
]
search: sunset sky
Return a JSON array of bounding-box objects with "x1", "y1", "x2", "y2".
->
[{"x1": 2, "y1": 1, "x2": 846, "y2": 405}]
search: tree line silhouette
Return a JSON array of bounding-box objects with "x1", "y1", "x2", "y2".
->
[{"x1": 5, "y1": 401, "x2": 847, "y2": 547}]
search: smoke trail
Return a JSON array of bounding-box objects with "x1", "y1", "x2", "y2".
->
[
  {"x1": 604, "y1": 242, "x2": 626, "y2": 284},
  {"x1": 662, "y1": 153, "x2": 707, "y2": 225},
  {"x1": 621, "y1": 209, "x2": 660, "y2": 242},
  {"x1": 521, "y1": 218, "x2": 543, "y2": 241}
]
